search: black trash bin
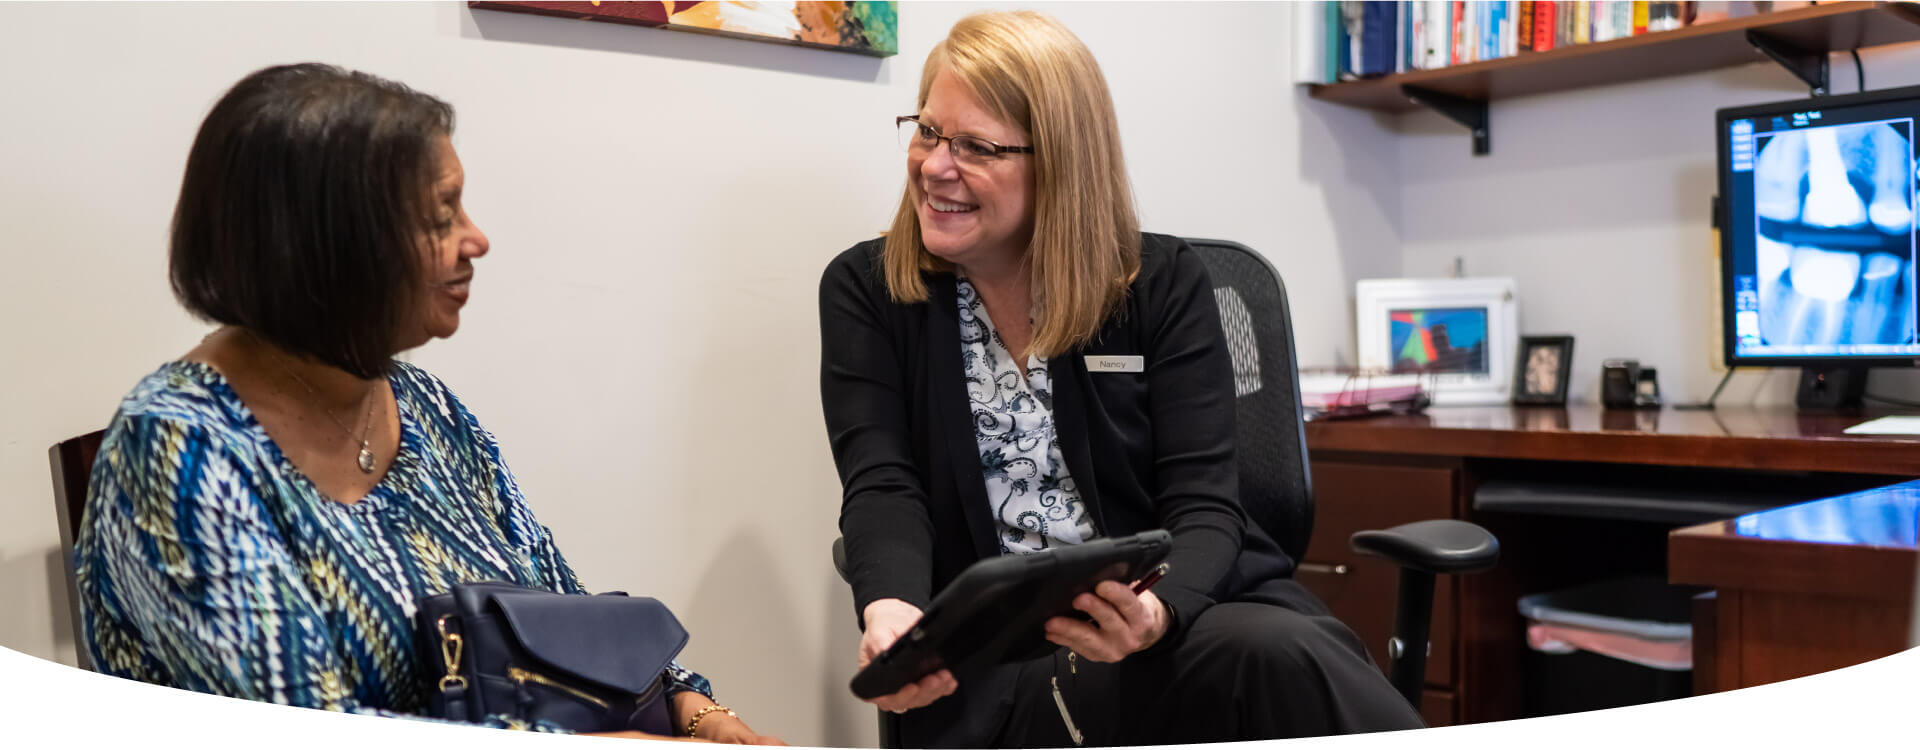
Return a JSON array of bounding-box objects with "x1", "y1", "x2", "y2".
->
[{"x1": 1518, "y1": 576, "x2": 1701, "y2": 717}]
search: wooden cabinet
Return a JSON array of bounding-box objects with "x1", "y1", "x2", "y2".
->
[
  {"x1": 1670, "y1": 483, "x2": 1919, "y2": 692},
  {"x1": 1418, "y1": 689, "x2": 1455, "y2": 729},
  {"x1": 1298, "y1": 460, "x2": 1460, "y2": 722}
]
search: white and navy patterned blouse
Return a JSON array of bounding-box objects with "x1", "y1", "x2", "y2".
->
[
  {"x1": 74, "y1": 360, "x2": 710, "y2": 732},
  {"x1": 958, "y1": 277, "x2": 1099, "y2": 555}
]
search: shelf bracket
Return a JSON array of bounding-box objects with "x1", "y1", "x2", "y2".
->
[
  {"x1": 1402, "y1": 85, "x2": 1489, "y2": 156},
  {"x1": 1746, "y1": 30, "x2": 1829, "y2": 96}
]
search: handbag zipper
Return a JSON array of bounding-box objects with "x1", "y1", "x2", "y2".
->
[{"x1": 508, "y1": 666, "x2": 611, "y2": 709}]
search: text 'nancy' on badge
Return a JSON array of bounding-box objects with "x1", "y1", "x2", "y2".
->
[{"x1": 1084, "y1": 355, "x2": 1145, "y2": 373}]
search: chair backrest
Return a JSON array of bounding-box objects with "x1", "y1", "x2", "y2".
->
[
  {"x1": 1184, "y1": 238, "x2": 1315, "y2": 564},
  {"x1": 49, "y1": 429, "x2": 104, "y2": 671}
]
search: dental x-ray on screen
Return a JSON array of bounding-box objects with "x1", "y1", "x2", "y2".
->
[{"x1": 1720, "y1": 86, "x2": 1920, "y2": 365}]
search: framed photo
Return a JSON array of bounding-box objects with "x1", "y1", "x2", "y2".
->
[
  {"x1": 1356, "y1": 277, "x2": 1518, "y2": 405},
  {"x1": 1512, "y1": 335, "x2": 1575, "y2": 406}
]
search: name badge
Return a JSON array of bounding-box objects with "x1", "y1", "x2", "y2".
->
[{"x1": 1085, "y1": 355, "x2": 1144, "y2": 373}]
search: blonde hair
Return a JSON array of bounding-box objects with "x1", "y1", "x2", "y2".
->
[{"x1": 882, "y1": 10, "x2": 1140, "y2": 358}]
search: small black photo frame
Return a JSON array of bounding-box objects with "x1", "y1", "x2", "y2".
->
[{"x1": 1512, "y1": 335, "x2": 1575, "y2": 406}]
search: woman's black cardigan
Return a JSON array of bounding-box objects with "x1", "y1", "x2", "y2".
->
[{"x1": 818, "y1": 232, "x2": 1298, "y2": 645}]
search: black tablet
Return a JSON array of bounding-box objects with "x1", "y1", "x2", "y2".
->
[{"x1": 848, "y1": 530, "x2": 1173, "y2": 700}]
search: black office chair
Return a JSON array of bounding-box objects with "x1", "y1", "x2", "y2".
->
[
  {"x1": 831, "y1": 238, "x2": 1499, "y2": 745},
  {"x1": 49, "y1": 429, "x2": 105, "y2": 672},
  {"x1": 1186, "y1": 237, "x2": 1499, "y2": 707}
]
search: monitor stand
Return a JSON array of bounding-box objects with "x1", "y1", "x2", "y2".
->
[{"x1": 1796, "y1": 367, "x2": 1868, "y2": 410}]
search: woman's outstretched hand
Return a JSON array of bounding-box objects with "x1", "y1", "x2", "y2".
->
[
  {"x1": 690, "y1": 712, "x2": 786, "y2": 745},
  {"x1": 858, "y1": 598, "x2": 959, "y2": 713}
]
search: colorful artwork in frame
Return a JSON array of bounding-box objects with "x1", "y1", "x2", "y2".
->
[
  {"x1": 1355, "y1": 277, "x2": 1519, "y2": 405},
  {"x1": 1387, "y1": 307, "x2": 1490, "y2": 376},
  {"x1": 469, "y1": 1, "x2": 898, "y2": 57}
]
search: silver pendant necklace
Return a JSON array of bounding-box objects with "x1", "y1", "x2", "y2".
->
[{"x1": 247, "y1": 331, "x2": 380, "y2": 475}]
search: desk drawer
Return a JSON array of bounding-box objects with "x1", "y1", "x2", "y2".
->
[{"x1": 1299, "y1": 461, "x2": 1457, "y2": 688}]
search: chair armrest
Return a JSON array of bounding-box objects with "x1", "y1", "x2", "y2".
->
[
  {"x1": 1350, "y1": 519, "x2": 1500, "y2": 574},
  {"x1": 832, "y1": 536, "x2": 852, "y2": 584}
]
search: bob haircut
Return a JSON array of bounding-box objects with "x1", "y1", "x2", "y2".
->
[
  {"x1": 883, "y1": 11, "x2": 1140, "y2": 359},
  {"x1": 170, "y1": 63, "x2": 453, "y2": 379}
]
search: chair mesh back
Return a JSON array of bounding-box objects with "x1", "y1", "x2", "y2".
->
[{"x1": 1186, "y1": 239, "x2": 1315, "y2": 563}]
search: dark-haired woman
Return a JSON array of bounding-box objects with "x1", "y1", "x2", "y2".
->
[{"x1": 73, "y1": 63, "x2": 782, "y2": 744}]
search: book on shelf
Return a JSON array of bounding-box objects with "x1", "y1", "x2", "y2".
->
[
  {"x1": 1452, "y1": 1, "x2": 1467, "y2": 65},
  {"x1": 1328, "y1": 2, "x2": 1344, "y2": 82},
  {"x1": 1426, "y1": 0, "x2": 1448, "y2": 68},
  {"x1": 1481, "y1": 1, "x2": 1496, "y2": 63},
  {"x1": 1361, "y1": 1, "x2": 1398, "y2": 76},
  {"x1": 1292, "y1": 2, "x2": 1325, "y2": 84},
  {"x1": 1405, "y1": 0, "x2": 1420, "y2": 72},
  {"x1": 1647, "y1": 1, "x2": 1682, "y2": 32},
  {"x1": 1518, "y1": 1, "x2": 1534, "y2": 52},
  {"x1": 1533, "y1": 1, "x2": 1556, "y2": 51}
]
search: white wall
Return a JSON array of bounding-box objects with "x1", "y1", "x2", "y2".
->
[
  {"x1": 0, "y1": 2, "x2": 1399, "y2": 746},
  {"x1": 1395, "y1": 42, "x2": 1920, "y2": 405}
]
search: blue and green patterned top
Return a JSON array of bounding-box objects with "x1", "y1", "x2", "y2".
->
[{"x1": 75, "y1": 359, "x2": 710, "y2": 730}]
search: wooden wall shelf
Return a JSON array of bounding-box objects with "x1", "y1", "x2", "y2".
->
[{"x1": 1308, "y1": 2, "x2": 1920, "y2": 114}]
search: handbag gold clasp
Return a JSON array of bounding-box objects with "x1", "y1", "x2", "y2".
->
[{"x1": 436, "y1": 615, "x2": 468, "y2": 691}]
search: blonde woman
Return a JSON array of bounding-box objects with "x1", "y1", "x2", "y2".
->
[{"x1": 816, "y1": 11, "x2": 1422, "y2": 747}]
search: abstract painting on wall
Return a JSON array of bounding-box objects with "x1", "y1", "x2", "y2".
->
[{"x1": 469, "y1": 1, "x2": 898, "y2": 57}]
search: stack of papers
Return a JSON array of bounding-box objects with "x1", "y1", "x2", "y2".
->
[
  {"x1": 1842, "y1": 416, "x2": 1920, "y2": 435},
  {"x1": 1299, "y1": 372, "x2": 1426, "y2": 412}
]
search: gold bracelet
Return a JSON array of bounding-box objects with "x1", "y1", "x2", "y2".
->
[{"x1": 685, "y1": 704, "x2": 737, "y2": 737}]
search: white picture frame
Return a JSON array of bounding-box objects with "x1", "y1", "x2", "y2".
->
[{"x1": 1356, "y1": 277, "x2": 1519, "y2": 406}]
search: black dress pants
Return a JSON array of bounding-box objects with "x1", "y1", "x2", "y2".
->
[{"x1": 900, "y1": 581, "x2": 1425, "y2": 747}]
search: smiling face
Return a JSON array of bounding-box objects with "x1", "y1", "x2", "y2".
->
[
  {"x1": 910, "y1": 68, "x2": 1036, "y2": 272},
  {"x1": 403, "y1": 136, "x2": 489, "y2": 348}
]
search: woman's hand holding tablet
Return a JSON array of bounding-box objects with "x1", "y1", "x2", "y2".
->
[
  {"x1": 1043, "y1": 578, "x2": 1171, "y2": 663},
  {"x1": 857, "y1": 599, "x2": 958, "y2": 713},
  {"x1": 848, "y1": 531, "x2": 1173, "y2": 701}
]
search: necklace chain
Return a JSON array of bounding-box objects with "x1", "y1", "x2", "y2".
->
[{"x1": 245, "y1": 330, "x2": 379, "y2": 474}]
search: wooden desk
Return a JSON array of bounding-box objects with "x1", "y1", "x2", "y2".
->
[
  {"x1": 1302, "y1": 405, "x2": 1920, "y2": 726},
  {"x1": 1671, "y1": 481, "x2": 1919, "y2": 692},
  {"x1": 1308, "y1": 405, "x2": 1920, "y2": 475}
]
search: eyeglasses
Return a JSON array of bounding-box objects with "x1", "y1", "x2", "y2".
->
[{"x1": 896, "y1": 116, "x2": 1034, "y2": 167}]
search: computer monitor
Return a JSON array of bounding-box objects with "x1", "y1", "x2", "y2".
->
[{"x1": 1717, "y1": 86, "x2": 1920, "y2": 384}]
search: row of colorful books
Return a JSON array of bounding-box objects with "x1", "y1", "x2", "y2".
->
[{"x1": 1300, "y1": 1, "x2": 1821, "y2": 83}]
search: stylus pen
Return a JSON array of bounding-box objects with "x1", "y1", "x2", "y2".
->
[{"x1": 1131, "y1": 562, "x2": 1170, "y2": 594}]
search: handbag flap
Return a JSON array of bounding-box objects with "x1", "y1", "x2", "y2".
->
[{"x1": 488, "y1": 590, "x2": 689, "y2": 694}]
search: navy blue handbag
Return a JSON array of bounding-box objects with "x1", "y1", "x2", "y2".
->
[{"x1": 415, "y1": 581, "x2": 688, "y2": 734}]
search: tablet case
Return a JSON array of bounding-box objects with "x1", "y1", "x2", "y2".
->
[{"x1": 849, "y1": 530, "x2": 1173, "y2": 699}]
